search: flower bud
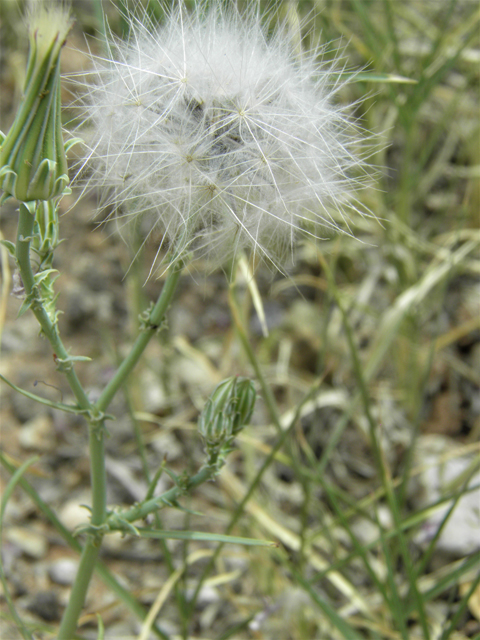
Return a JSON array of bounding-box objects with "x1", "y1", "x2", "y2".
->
[
  {"x1": 198, "y1": 377, "x2": 256, "y2": 445},
  {"x1": 0, "y1": 7, "x2": 73, "y2": 202}
]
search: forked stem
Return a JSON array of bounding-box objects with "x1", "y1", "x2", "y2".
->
[{"x1": 15, "y1": 202, "x2": 184, "y2": 638}]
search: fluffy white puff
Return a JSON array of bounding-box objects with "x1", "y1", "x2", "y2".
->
[{"x1": 77, "y1": 2, "x2": 372, "y2": 271}]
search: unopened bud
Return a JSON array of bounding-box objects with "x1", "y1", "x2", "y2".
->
[
  {"x1": 0, "y1": 7, "x2": 73, "y2": 202},
  {"x1": 198, "y1": 377, "x2": 256, "y2": 445}
]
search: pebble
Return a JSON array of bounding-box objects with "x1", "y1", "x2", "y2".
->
[
  {"x1": 150, "y1": 431, "x2": 183, "y2": 460},
  {"x1": 140, "y1": 369, "x2": 167, "y2": 413},
  {"x1": 172, "y1": 352, "x2": 216, "y2": 396},
  {"x1": 48, "y1": 558, "x2": 79, "y2": 586},
  {"x1": 1, "y1": 539, "x2": 22, "y2": 575},
  {"x1": 18, "y1": 414, "x2": 55, "y2": 451},
  {"x1": 5, "y1": 526, "x2": 48, "y2": 559},
  {"x1": 58, "y1": 496, "x2": 92, "y2": 531},
  {"x1": 27, "y1": 590, "x2": 62, "y2": 622},
  {"x1": 411, "y1": 435, "x2": 480, "y2": 555},
  {"x1": 0, "y1": 315, "x2": 43, "y2": 355},
  {"x1": 185, "y1": 583, "x2": 220, "y2": 606}
]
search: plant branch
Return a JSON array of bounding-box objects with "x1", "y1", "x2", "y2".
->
[
  {"x1": 15, "y1": 203, "x2": 93, "y2": 413},
  {"x1": 95, "y1": 260, "x2": 183, "y2": 413},
  {"x1": 107, "y1": 465, "x2": 214, "y2": 526},
  {"x1": 15, "y1": 202, "x2": 107, "y2": 640}
]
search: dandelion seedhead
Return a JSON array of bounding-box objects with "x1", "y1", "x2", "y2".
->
[{"x1": 78, "y1": 2, "x2": 372, "y2": 271}]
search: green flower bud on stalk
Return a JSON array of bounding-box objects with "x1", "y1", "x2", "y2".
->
[
  {"x1": 198, "y1": 377, "x2": 257, "y2": 446},
  {"x1": 0, "y1": 7, "x2": 73, "y2": 203}
]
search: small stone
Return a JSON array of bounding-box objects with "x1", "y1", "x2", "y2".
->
[
  {"x1": 1, "y1": 540, "x2": 22, "y2": 575},
  {"x1": 27, "y1": 590, "x2": 62, "y2": 622},
  {"x1": 172, "y1": 352, "x2": 216, "y2": 395},
  {"x1": 58, "y1": 496, "x2": 91, "y2": 531},
  {"x1": 48, "y1": 558, "x2": 78, "y2": 586},
  {"x1": 0, "y1": 315, "x2": 43, "y2": 357},
  {"x1": 5, "y1": 526, "x2": 48, "y2": 559},
  {"x1": 185, "y1": 583, "x2": 219, "y2": 607},
  {"x1": 141, "y1": 369, "x2": 167, "y2": 413},
  {"x1": 102, "y1": 530, "x2": 127, "y2": 553},
  {"x1": 18, "y1": 414, "x2": 55, "y2": 451},
  {"x1": 196, "y1": 584, "x2": 220, "y2": 607},
  {"x1": 411, "y1": 435, "x2": 480, "y2": 555},
  {"x1": 150, "y1": 431, "x2": 183, "y2": 461}
]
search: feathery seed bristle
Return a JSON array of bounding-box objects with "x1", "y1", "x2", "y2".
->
[{"x1": 74, "y1": 2, "x2": 373, "y2": 271}]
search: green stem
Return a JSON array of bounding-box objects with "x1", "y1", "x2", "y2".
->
[
  {"x1": 15, "y1": 205, "x2": 184, "y2": 638},
  {"x1": 111, "y1": 465, "x2": 214, "y2": 525},
  {"x1": 0, "y1": 452, "x2": 168, "y2": 640},
  {"x1": 57, "y1": 543, "x2": 102, "y2": 640},
  {"x1": 16, "y1": 203, "x2": 92, "y2": 412},
  {"x1": 188, "y1": 384, "x2": 315, "y2": 620},
  {"x1": 54, "y1": 428, "x2": 106, "y2": 634},
  {"x1": 55, "y1": 256, "x2": 182, "y2": 640},
  {"x1": 55, "y1": 259, "x2": 182, "y2": 639},
  {"x1": 16, "y1": 203, "x2": 107, "y2": 639},
  {"x1": 95, "y1": 261, "x2": 183, "y2": 413}
]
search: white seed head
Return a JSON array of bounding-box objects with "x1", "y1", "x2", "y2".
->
[{"x1": 76, "y1": 3, "x2": 373, "y2": 271}]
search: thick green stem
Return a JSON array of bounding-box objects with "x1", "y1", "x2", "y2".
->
[
  {"x1": 51, "y1": 253, "x2": 181, "y2": 637},
  {"x1": 89, "y1": 427, "x2": 107, "y2": 526}
]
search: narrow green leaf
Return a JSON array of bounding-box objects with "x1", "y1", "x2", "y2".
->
[
  {"x1": 0, "y1": 373, "x2": 84, "y2": 414},
  {"x1": 132, "y1": 527, "x2": 277, "y2": 547},
  {"x1": 1, "y1": 455, "x2": 39, "y2": 531},
  {"x1": 414, "y1": 552, "x2": 480, "y2": 607},
  {"x1": 58, "y1": 354, "x2": 92, "y2": 363}
]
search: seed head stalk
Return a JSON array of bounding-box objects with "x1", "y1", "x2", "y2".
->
[{"x1": 95, "y1": 258, "x2": 184, "y2": 413}]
